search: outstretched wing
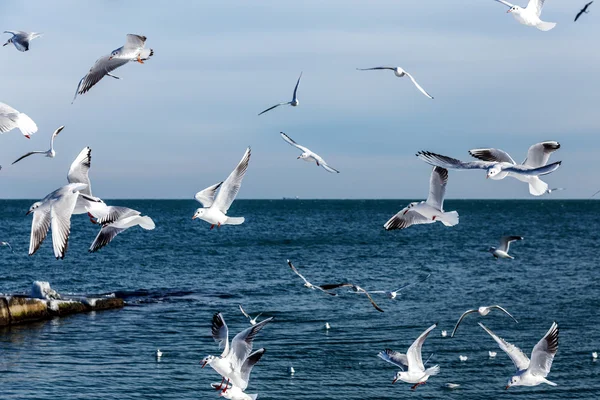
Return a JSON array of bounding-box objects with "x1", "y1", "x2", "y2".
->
[
  {"x1": 363, "y1": 290, "x2": 385, "y2": 312},
  {"x1": 88, "y1": 225, "x2": 126, "y2": 252},
  {"x1": 469, "y1": 148, "x2": 516, "y2": 164},
  {"x1": 280, "y1": 132, "x2": 309, "y2": 152},
  {"x1": 384, "y1": 208, "x2": 431, "y2": 231},
  {"x1": 503, "y1": 161, "x2": 561, "y2": 176},
  {"x1": 258, "y1": 102, "x2": 288, "y2": 116},
  {"x1": 212, "y1": 147, "x2": 251, "y2": 214},
  {"x1": 230, "y1": 317, "x2": 273, "y2": 369},
  {"x1": 526, "y1": 0, "x2": 546, "y2": 17},
  {"x1": 407, "y1": 324, "x2": 437, "y2": 373},
  {"x1": 239, "y1": 348, "x2": 266, "y2": 390},
  {"x1": 29, "y1": 208, "x2": 51, "y2": 256},
  {"x1": 67, "y1": 147, "x2": 93, "y2": 196},
  {"x1": 12, "y1": 151, "x2": 46, "y2": 165},
  {"x1": 451, "y1": 309, "x2": 478, "y2": 337},
  {"x1": 212, "y1": 312, "x2": 230, "y2": 358},
  {"x1": 124, "y1": 34, "x2": 147, "y2": 51},
  {"x1": 479, "y1": 322, "x2": 530, "y2": 371},
  {"x1": 417, "y1": 151, "x2": 493, "y2": 171},
  {"x1": 522, "y1": 141, "x2": 560, "y2": 168},
  {"x1": 426, "y1": 167, "x2": 448, "y2": 210},
  {"x1": 489, "y1": 305, "x2": 519, "y2": 323},
  {"x1": 195, "y1": 182, "x2": 223, "y2": 207},
  {"x1": 494, "y1": 0, "x2": 516, "y2": 8},
  {"x1": 321, "y1": 161, "x2": 340, "y2": 174},
  {"x1": 239, "y1": 304, "x2": 251, "y2": 319},
  {"x1": 73, "y1": 55, "x2": 129, "y2": 101},
  {"x1": 499, "y1": 236, "x2": 523, "y2": 252},
  {"x1": 404, "y1": 71, "x2": 434, "y2": 99},
  {"x1": 529, "y1": 322, "x2": 559, "y2": 377},
  {"x1": 292, "y1": 72, "x2": 302, "y2": 101},
  {"x1": 378, "y1": 349, "x2": 409, "y2": 370},
  {"x1": 356, "y1": 66, "x2": 396, "y2": 71}
]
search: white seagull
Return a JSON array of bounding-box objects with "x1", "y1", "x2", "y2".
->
[
  {"x1": 0, "y1": 242, "x2": 13, "y2": 252},
  {"x1": 357, "y1": 66, "x2": 434, "y2": 99},
  {"x1": 494, "y1": 0, "x2": 556, "y2": 31},
  {"x1": 12, "y1": 126, "x2": 64, "y2": 165},
  {"x1": 258, "y1": 72, "x2": 302, "y2": 115},
  {"x1": 193, "y1": 147, "x2": 250, "y2": 229},
  {"x1": 156, "y1": 349, "x2": 163, "y2": 359},
  {"x1": 73, "y1": 34, "x2": 153, "y2": 102},
  {"x1": 592, "y1": 352, "x2": 598, "y2": 360},
  {"x1": 26, "y1": 183, "x2": 91, "y2": 259},
  {"x1": 369, "y1": 273, "x2": 431, "y2": 299},
  {"x1": 87, "y1": 206, "x2": 155, "y2": 252},
  {"x1": 0, "y1": 102, "x2": 38, "y2": 139},
  {"x1": 287, "y1": 259, "x2": 337, "y2": 296},
  {"x1": 67, "y1": 147, "x2": 108, "y2": 217},
  {"x1": 280, "y1": 132, "x2": 339, "y2": 173},
  {"x1": 213, "y1": 349, "x2": 265, "y2": 398},
  {"x1": 459, "y1": 355, "x2": 468, "y2": 362},
  {"x1": 452, "y1": 305, "x2": 518, "y2": 337},
  {"x1": 239, "y1": 305, "x2": 262, "y2": 326},
  {"x1": 490, "y1": 351, "x2": 498, "y2": 358},
  {"x1": 384, "y1": 167, "x2": 458, "y2": 230},
  {"x1": 489, "y1": 236, "x2": 523, "y2": 259},
  {"x1": 479, "y1": 321, "x2": 559, "y2": 389},
  {"x1": 377, "y1": 324, "x2": 440, "y2": 390},
  {"x1": 441, "y1": 330, "x2": 448, "y2": 338},
  {"x1": 3, "y1": 31, "x2": 42, "y2": 52},
  {"x1": 318, "y1": 283, "x2": 385, "y2": 312}
]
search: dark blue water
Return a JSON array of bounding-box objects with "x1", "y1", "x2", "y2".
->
[{"x1": 1, "y1": 200, "x2": 599, "y2": 399}]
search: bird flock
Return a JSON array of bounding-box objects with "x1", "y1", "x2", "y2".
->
[{"x1": 1, "y1": 1, "x2": 597, "y2": 398}]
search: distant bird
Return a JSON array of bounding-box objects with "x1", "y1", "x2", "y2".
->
[
  {"x1": 489, "y1": 351, "x2": 497, "y2": 358},
  {"x1": 369, "y1": 273, "x2": 431, "y2": 299},
  {"x1": 377, "y1": 324, "x2": 440, "y2": 390},
  {"x1": 575, "y1": 1, "x2": 593, "y2": 21},
  {"x1": 73, "y1": 34, "x2": 153, "y2": 102},
  {"x1": 545, "y1": 187, "x2": 565, "y2": 195},
  {"x1": 493, "y1": 0, "x2": 557, "y2": 31},
  {"x1": 280, "y1": 132, "x2": 339, "y2": 173},
  {"x1": 489, "y1": 236, "x2": 523, "y2": 259},
  {"x1": 452, "y1": 305, "x2": 518, "y2": 337},
  {"x1": 441, "y1": 330, "x2": 448, "y2": 338},
  {"x1": 3, "y1": 31, "x2": 42, "y2": 52},
  {"x1": 0, "y1": 102, "x2": 38, "y2": 139},
  {"x1": 239, "y1": 305, "x2": 262, "y2": 326},
  {"x1": 592, "y1": 352, "x2": 598, "y2": 360},
  {"x1": 459, "y1": 355, "x2": 468, "y2": 362},
  {"x1": 258, "y1": 72, "x2": 302, "y2": 115},
  {"x1": 156, "y1": 349, "x2": 162, "y2": 359},
  {"x1": 591, "y1": 189, "x2": 600, "y2": 198},
  {"x1": 479, "y1": 321, "x2": 559, "y2": 388},
  {"x1": 193, "y1": 147, "x2": 250, "y2": 229},
  {"x1": 12, "y1": 126, "x2": 64, "y2": 165},
  {"x1": 87, "y1": 206, "x2": 155, "y2": 252},
  {"x1": 325, "y1": 322, "x2": 331, "y2": 330},
  {"x1": 444, "y1": 383, "x2": 461, "y2": 389},
  {"x1": 288, "y1": 366, "x2": 295, "y2": 376},
  {"x1": 319, "y1": 283, "x2": 384, "y2": 312},
  {"x1": 384, "y1": 167, "x2": 458, "y2": 230},
  {"x1": 287, "y1": 259, "x2": 337, "y2": 296},
  {"x1": 0, "y1": 242, "x2": 13, "y2": 252},
  {"x1": 357, "y1": 66, "x2": 433, "y2": 99}
]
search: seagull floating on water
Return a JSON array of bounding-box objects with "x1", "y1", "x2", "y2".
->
[
  {"x1": 3, "y1": 31, "x2": 42, "y2": 52},
  {"x1": 489, "y1": 351, "x2": 497, "y2": 358},
  {"x1": 318, "y1": 283, "x2": 384, "y2": 312},
  {"x1": 479, "y1": 321, "x2": 559, "y2": 389},
  {"x1": 239, "y1": 305, "x2": 262, "y2": 326},
  {"x1": 280, "y1": 132, "x2": 339, "y2": 173},
  {"x1": 0, "y1": 102, "x2": 38, "y2": 139},
  {"x1": 493, "y1": 0, "x2": 556, "y2": 31},
  {"x1": 369, "y1": 273, "x2": 431, "y2": 299},
  {"x1": 357, "y1": 66, "x2": 433, "y2": 99},
  {"x1": 592, "y1": 352, "x2": 598, "y2": 360},
  {"x1": 12, "y1": 126, "x2": 64, "y2": 165},
  {"x1": 156, "y1": 349, "x2": 162, "y2": 359},
  {"x1": 444, "y1": 383, "x2": 460, "y2": 389},
  {"x1": 288, "y1": 366, "x2": 295, "y2": 376},
  {"x1": 87, "y1": 206, "x2": 155, "y2": 252},
  {"x1": 441, "y1": 330, "x2": 448, "y2": 338},
  {"x1": 258, "y1": 73, "x2": 302, "y2": 115},
  {"x1": 452, "y1": 305, "x2": 518, "y2": 337},
  {"x1": 459, "y1": 355, "x2": 468, "y2": 362},
  {"x1": 384, "y1": 167, "x2": 458, "y2": 230},
  {"x1": 575, "y1": 1, "x2": 593, "y2": 22},
  {"x1": 287, "y1": 259, "x2": 337, "y2": 296},
  {"x1": 325, "y1": 322, "x2": 331, "y2": 330},
  {"x1": 489, "y1": 236, "x2": 523, "y2": 259}
]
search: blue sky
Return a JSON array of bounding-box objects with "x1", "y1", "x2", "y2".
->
[{"x1": 0, "y1": 1, "x2": 596, "y2": 199}]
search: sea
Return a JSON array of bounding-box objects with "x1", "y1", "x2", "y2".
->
[{"x1": 0, "y1": 199, "x2": 599, "y2": 399}]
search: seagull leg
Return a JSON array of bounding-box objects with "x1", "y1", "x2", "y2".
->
[
  {"x1": 210, "y1": 224, "x2": 215, "y2": 230},
  {"x1": 221, "y1": 379, "x2": 230, "y2": 393},
  {"x1": 88, "y1": 212, "x2": 97, "y2": 224},
  {"x1": 217, "y1": 222, "x2": 221, "y2": 228},
  {"x1": 214, "y1": 377, "x2": 225, "y2": 390},
  {"x1": 137, "y1": 56, "x2": 144, "y2": 64}
]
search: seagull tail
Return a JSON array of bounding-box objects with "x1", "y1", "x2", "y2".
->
[
  {"x1": 224, "y1": 217, "x2": 245, "y2": 225},
  {"x1": 439, "y1": 211, "x2": 459, "y2": 227},
  {"x1": 528, "y1": 177, "x2": 548, "y2": 196},
  {"x1": 536, "y1": 21, "x2": 556, "y2": 31},
  {"x1": 425, "y1": 365, "x2": 440, "y2": 376}
]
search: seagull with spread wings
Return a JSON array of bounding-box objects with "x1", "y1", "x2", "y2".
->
[
  {"x1": 451, "y1": 305, "x2": 518, "y2": 337},
  {"x1": 318, "y1": 283, "x2": 384, "y2": 312},
  {"x1": 87, "y1": 206, "x2": 155, "y2": 252},
  {"x1": 370, "y1": 273, "x2": 431, "y2": 299},
  {"x1": 493, "y1": 0, "x2": 556, "y2": 31},
  {"x1": 239, "y1": 305, "x2": 262, "y2": 326},
  {"x1": 575, "y1": 1, "x2": 594, "y2": 21},
  {"x1": 280, "y1": 132, "x2": 339, "y2": 173},
  {"x1": 12, "y1": 126, "x2": 64, "y2": 165},
  {"x1": 287, "y1": 259, "x2": 337, "y2": 296},
  {"x1": 489, "y1": 236, "x2": 523, "y2": 259},
  {"x1": 258, "y1": 73, "x2": 302, "y2": 115},
  {"x1": 357, "y1": 66, "x2": 433, "y2": 99},
  {"x1": 3, "y1": 31, "x2": 42, "y2": 52}
]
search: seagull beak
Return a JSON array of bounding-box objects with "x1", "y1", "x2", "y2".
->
[
  {"x1": 507, "y1": 9, "x2": 512, "y2": 13},
  {"x1": 2, "y1": 43, "x2": 8, "y2": 47},
  {"x1": 25, "y1": 210, "x2": 31, "y2": 216},
  {"x1": 392, "y1": 377, "x2": 398, "y2": 384},
  {"x1": 25, "y1": 135, "x2": 30, "y2": 139},
  {"x1": 297, "y1": 156, "x2": 300, "y2": 159},
  {"x1": 505, "y1": 385, "x2": 510, "y2": 390},
  {"x1": 201, "y1": 361, "x2": 207, "y2": 368},
  {"x1": 108, "y1": 56, "x2": 113, "y2": 60},
  {"x1": 192, "y1": 215, "x2": 197, "y2": 220}
]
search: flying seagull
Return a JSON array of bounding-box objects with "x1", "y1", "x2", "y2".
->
[
  {"x1": 12, "y1": 126, "x2": 64, "y2": 165},
  {"x1": 73, "y1": 34, "x2": 153, "y2": 102},
  {"x1": 479, "y1": 321, "x2": 559, "y2": 389},
  {"x1": 0, "y1": 102, "x2": 38, "y2": 139},
  {"x1": 493, "y1": 0, "x2": 557, "y2": 31},
  {"x1": 318, "y1": 283, "x2": 385, "y2": 312},
  {"x1": 280, "y1": 132, "x2": 339, "y2": 173},
  {"x1": 0, "y1": 242, "x2": 13, "y2": 252},
  {"x1": 489, "y1": 236, "x2": 523, "y2": 259},
  {"x1": 239, "y1": 305, "x2": 262, "y2": 326},
  {"x1": 87, "y1": 206, "x2": 155, "y2": 252},
  {"x1": 3, "y1": 31, "x2": 42, "y2": 52},
  {"x1": 575, "y1": 1, "x2": 593, "y2": 21},
  {"x1": 357, "y1": 66, "x2": 433, "y2": 99},
  {"x1": 370, "y1": 273, "x2": 431, "y2": 299},
  {"x1": 193, "y1": 147, "x2": 250, "y2": 229},
  {"x1": 384, "y1": 167, "x2": 458, "y2": 230},
  {"x1": 287, "y1": 259, "x2": 337, "y2": 296},
  {"x1": 451, "y1": 305, "x2": 518, "y2": 337},
  {"x1": 258, "y1": 72, "x2": 302, "y2": 115},
  {"x1": 377, "y1": 324, "x2": 440, "y2": 390}
]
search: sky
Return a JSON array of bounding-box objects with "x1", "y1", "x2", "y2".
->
[{"x1": 0, "y1": 0, "x2": 597, "y2": 199}]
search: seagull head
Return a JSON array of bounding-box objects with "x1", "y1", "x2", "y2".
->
[
  {"x1": 392, "y1": 371, "x2": 404, "y2": 384},
  {"x1": 108, "y1": 49, "x2": 121, "y2": 60},
  {"x1": 192, "y1": 208, "x2": 205, "y2": 220},
  {"x1": 297, "y1": 153, "x2": 309, "y2": 160},
  {"x1": 403, "y1": 202, "x2": 419, "y2": 214},
  {"x1": 486, "y1": 165, "x2": 502, "y2": 179},
  {"x1": 506, "y1": 375, "x2": 520, "y2": 389},
  {"x1": 26, "y1": 201, "x2": 43, "y2": 216},
  {"x1": 200, "y1": 355, "x2": 215, "y2": 368},
  {"x1": 507, "y1": 5, "x2": 520, "y2": 13}
]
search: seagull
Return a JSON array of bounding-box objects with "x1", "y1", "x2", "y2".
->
[
  {"x1": 67, "y1": 147, "x2": 108, "y2": 218},
  {"x1": 369, "y1": 273, "x2": 431, "y2": 299},
  {"x1": 444, "y1": 383, "x2": 460, "y2": 389},
  {"x1": 318, "y1": 283, "x2": 384, "y2": 312},
  {"x1": 280, "y1": 132, "x2": 339, "y2": 173},
  {"x1": 193, "y1": 147, "x2": 250, "y2": 229},
  {"x1": 0, "y1": 102, "x2": 38, "y2": 139},
  {"x1": 73, "y1": 34, "x2": 153, "y2": 102},
  {"x1": 545, "y1": 187, "x2": 565, "y2": 195},
  {"x1": 258, "y1": 72, "x2": 302, "y2": 115},
  {"x1": 452, "y1": 305, "x2": 518, "y2": 337},
  {"x1": 384, "y1": 167, "x2": 458, "y2": 230},
  {"x1": 239, "y1": 305, "x2": 262, "y2": 326},
  {"x1": 489, "y1": 236, "x2": 523, "y2": 259},
  {"x1": 215, "y1": 349, "x2": 265, "y2": 397},
  {"x1": 591, "y1": 189, "x2": 600, "y2": 198},
  {"x1": 3, "y1": 31, "x2": 42, "y2": 52},
  {"x1": 287, "y1": 259, "x2": 337, "y2": 296},
  {"x1": 459, "y1": 355, "x2": 468, "y2": 362},
  {"x1": 493, "y1": 0, "x2": 557, "y2": 31},
  {"x1": 479, "y1": 321, "x2": 559, "y2": 389},
  {"x1": 12, "y1": 126, "x2": 64, "y2": 165},
  {"x1": 592, "y1": 352, "x2": 598, "y2": 360},
  {"x1": 0, "y1": 242, "x2": 13, "y2": 252},
  {"x1": 288, "y1": 366, "x2": 295, "y2": 376},
  {"x1": 325, "y1": 322, "x2": 331, "y2": 330},
  {"x1": 377, "y1": 324, "x2": 440, "y2": 390},
  {"x1": 87, "y1": 206, "x2": 155, "y2": 252},
  {"x1": 490, "y1": 351, "x2": 498, "y2": 358},
  {"x1": 441, "y1": 331, "x2": 448, "y2": 338},
  {"x1": 26, "y1": 183, "x2": 91, "y2": 259},
  {"x1": 156, "y1": 349, "x2": 162, "y2": 359},
  {"x1": 575, "y1": 1, "x2": 593, "y2": 21},
  {"x1": 357, "y1": 66, "x2": 433, "y2": 99}
]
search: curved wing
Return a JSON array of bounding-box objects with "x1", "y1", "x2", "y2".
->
[
  {"x1": 213, "y1": 147, "x2": 251, "y2": 214},
  {"x1": 239, "y1": 304, "x2": 251, "y2": 319},
  {"x1": 287, "y1": 259, "x2": 310, "y2": 286},
  {"x1": 529, "y1": 322, "x2": 558, "y2": 377},
  {"x1": 321, "y1": 161, "x2": 340, "y2": 174},
  {"x1": 478, "y1": 322, "x2": 530, "y2": 371},
  {"x1": 384, "y1": 208, "x2": 431, "y2": 231},
  {"x1": 67, "y1": 147, "x2": 93, "y2": 196},
  {"x1": 526, "y1": 0, "x2": 545, "y2": 16},
  {"x1": 407, "y1": 323, "x2": 437, "y2": 373},
  {"x1": 494, "y1": 0, "x2": 515, "y2": 8},
  {"x1": 50, "y1": 189, "x2": 81, "y2": 259},
  {"x1": 89, "y1": 225, "x2": 126, "y2": 252},
  {"x1": 90, "y1": 206, "x2": 140, "y2": 226},
  {"x1": 575, "y1": 8, "x2": 585, "y2": 21},
  {"x1": 417, "y1": 151, "x2": 493, "y2": 171},
  {"x1": 230, "y1": 317, "x2": 273, "y2": 369},
  {"x1": 499, "y1": 236, "x2": 523, "y2": 252},
  {"x1": 378, "y1": 349, "x2": 409, "y2": 370},
  {"x1": 426, "y1": 167, "x2": 448, "y2": 210},
  {"x1": 73, "y1": 55, "x2": 129, "y2": 101},
  {"x1": 50, "y1": 125, "x2": 64, "y2": 149},
  {"x1": 469, "y1": 148, "x2": 516, "y2": 164},
  {"x1": 503, "y1": 161, "x2": 561, "y2": 176},
  {"x1": 12, "y1": 151, "x2": 46, "y2": 165},
  {"x1": 280, "y1": 132, "x2": 309, "y2": 153},
  {"x1": 522, "y1": 141, "x2": 560, "y2": 168},
  {"x1": 404, "y1": 71, "x2": 434, "y2": 99},
  {"x1": 489, "y1": 305, "x2": 519, "y2": 323},
  {"x1": 292, "y1": 72, "x2": 302, "y2": 101},
  {"x1": 451, "y1": 309, "x2": 478, "y2": 337},
  {"x1": 363, "y1": 290, "x2": 385, "y2": 312},
  {"x1": 239, "y1": 348, "x2": 266, "y2": 390},
  {"x1": 29, "y1": 208, "x2": 51, "y2": 256},
  {"x1": 195, "y1": 182, "x2": 223, "y2": 207},
  {"x1": 124, "y1": 34, "x2": 147, "y2": 50},
  {"x1": 212, "y1": 312, "x2": 230, "y2": 358},
  {"x1": 0, "y1": 103, "x2": 37, "y2": 137},
  {"x1": 356, "y1": 66, "x2": 396, "y2": 71},
  {"x1": 258, "y1": 102, "x2": 288, "y2": 116}
]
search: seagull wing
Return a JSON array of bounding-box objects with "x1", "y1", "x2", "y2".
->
[
  {"x1": 0, "y1": 102, "x2": 38, "y2": 137},
  {"x1": 212, "y1": 312, "x2": 230, "y2": 358},
  {"x1": 320, "y1": 161, "x2": 340, "y2": 174},
  {"x1": 50, "y1": 189, "x2": 80, "y2": 259},
  {"x1": 451, "y1": 309, "x2": 478, "y2": 337},
  {"x1": 503, "y1": 161, "x2": 561, "y2": 176},
  {"x1": 356, "y1": 66, "x2": 396, "y2": 71},
  {"x1": 230, "y1": 317, "x2": 274, "y2": 369},
  {"x1": 12, "y1": 151, "x2": 46, "y2": 165},
  {"x1": 575, "y1": 8, "x2": 585, "y2": 21},
  {"x1": 407, "y1": 324, "x2": 437, "y2": 373},
  {"x1": 280, "y1": 132, "x2": 309, "y2": 153},
  {"x1": 124, "y1": 34, "x2": 147, "y2": 51},
  {"x1": 469, "y1": 148, "x2": 516, "y2": 164},
  {"x1": 528, "y1": 322, "x2": 559, "y2": 378},
  {"x1": 238, "y1": 348, "x2": 266, "y2": 390},
  {"x1": 489, "y1": 305, "x2": 519, "y2": 323},
  {"x1": 384, "y1": 208, "x2": 431, "y2": 231},
  {"x1": 494, "y1": 0, "x2": 516, "y2": 8},
  {"x1": 319, "y1": 283, "x2": 354, "y2": 291},
  {"x1": 258, "y1": 102, "x2": 288, "y2": 116},
  {"x1": 478, "y1": 322, "x2": 530, "y2": 371},
  {"x1": 404, "y1": 71, "x2": 434, "y2": 99},
  {"x1": 239, "y1": 304, "x2": 251, "y2": 319},
  {"x1": 73, "y1": 55, "x2": 129, "y2": 102},
  {"x1": 287, "y1": 260, "x2": 311, "y2": 286},
  {"x1": 426, "y1": 167, "x2": 448, "y2": 210},
  {"x1": 378, "y1": 349, "x2": 409, "y2": 371},
  {"x1": 499, "y1": 236, "x2": 523, "y2": 252},
  {"x1": 362, "y1": 290, "x2": 385, "y2": 312},
  {"x1": 522, "y1": 141, "x2": 560, "y2": 168},
  {"x1": 526, "y1": 0, "x2": 545, "y2": 16},
  {"x1": 213, "y1": 147, "x2": 251, "y2": 214},
  {"x1": 29, "y1": 208, "x2": 51, "y2": 256},
  {"x1": 292, "y1": 72, "x2": 302, "y2": 101},
  {"x1": 88, "y1": 225, "x2": 126, "y2": 253},
  {"x1": 67, "y1": 147, "x2": 93, "y2": 196},
  {"x1": 195, "y1": 182, "x2": 223, "y2": 207},
  {"x1": 417, "y1": 151, "x2": 493, "y2": 171}
]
